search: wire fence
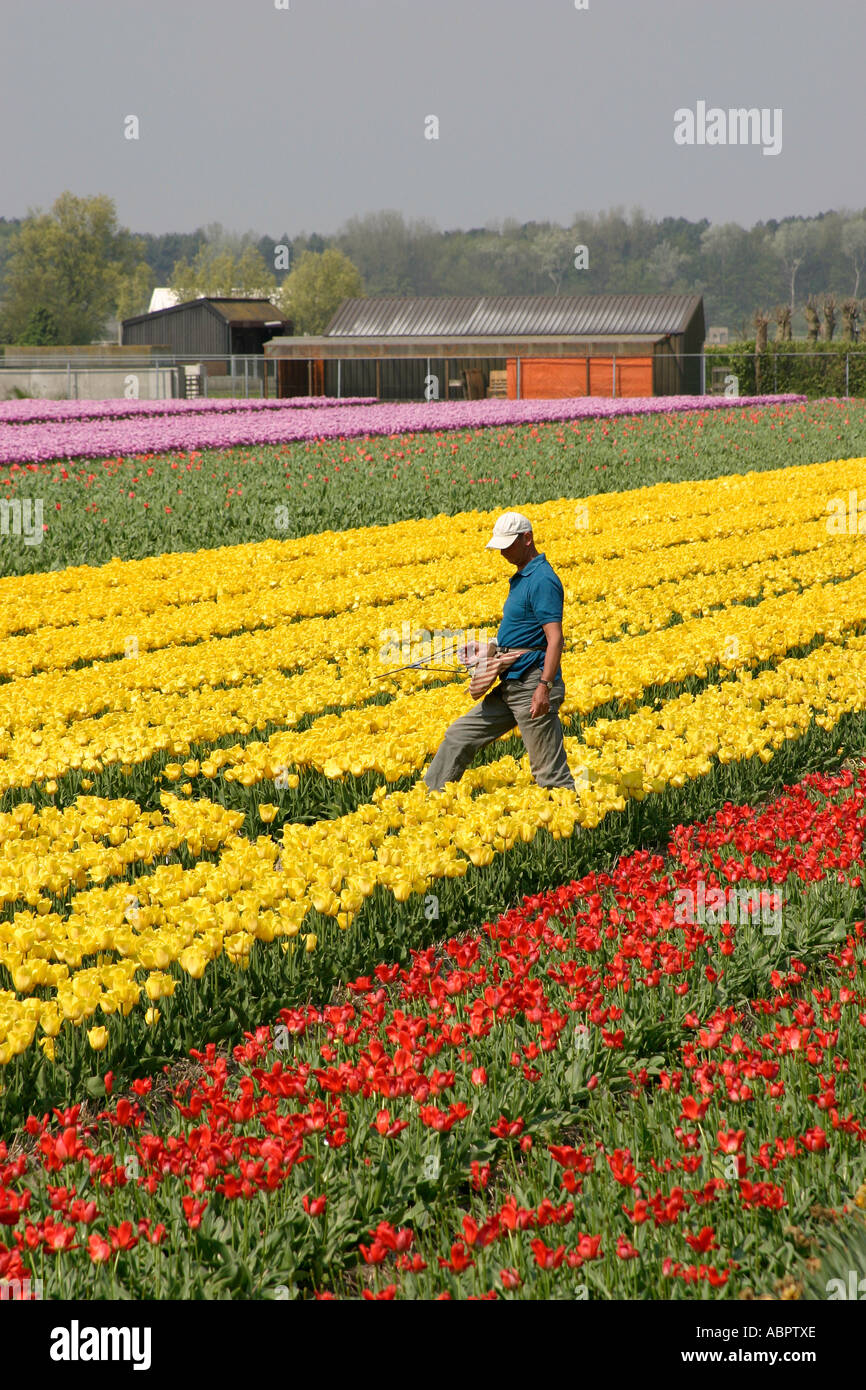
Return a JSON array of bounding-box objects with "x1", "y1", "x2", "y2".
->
[
  {"x1": 0, "y1": 351, "x2": 864, "y2": 403},
  {"x1": 0, "y1": 355, "x2": 278, "y2": 403}
]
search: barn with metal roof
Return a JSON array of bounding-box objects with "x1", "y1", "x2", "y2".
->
[
  {"x1": 264, "y1": 294, "x2": 705, "y2": 400},
  {"x1": 122, "y1": 298, "x2": 291, "y2": 360}
]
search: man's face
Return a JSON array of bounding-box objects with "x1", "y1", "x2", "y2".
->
[{"x1": 499, "y1": 531, "x2": 532, "y2": 566}]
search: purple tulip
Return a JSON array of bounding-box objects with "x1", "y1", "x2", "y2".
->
[
  {"x1": 0, "y1": 395, "x2": 806, "y2": 467},
  {"x1": 0, "y1": 396, "x2": 376, "y2": 427}
]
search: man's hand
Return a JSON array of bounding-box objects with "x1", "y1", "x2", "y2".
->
[{"x1": 530, "y1": 683, "x2": 550, "y2": 720}]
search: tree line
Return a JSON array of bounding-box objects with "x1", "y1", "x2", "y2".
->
[{"x1": 1, "y1": 194, "x2": 866, "y2": 345}]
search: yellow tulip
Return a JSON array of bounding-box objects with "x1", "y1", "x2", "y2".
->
[
  {"x1": 144, "y1": 972, "x2": 174, "y2": 1001},
  {"x1": 40, "y1": 1007, "x2": 62, "y2": 1037},
  {"x1": 87, "y1": 1026, "x2": 109, "y2": 1051},
  {"x1": 179, "y1": 947, "x2": 207, "y2": 979}
]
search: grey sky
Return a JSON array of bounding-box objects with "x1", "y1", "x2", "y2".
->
[{"x1": 2, "y1": 0, "x2": 863, "y2": 237}]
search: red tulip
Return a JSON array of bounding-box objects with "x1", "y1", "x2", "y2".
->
[
  {"x1": 685, "y1": 1226, "x2": 718, "y2": 1253},
  {"x1": 88, "y1": 1233, "x2": 111, "y2": 1263},
  {"x1": 109, "y1": 1221, "x2": 138, "y2": 1252},
  {"x1": 438, "y1": 1242, "x2": 474, "y2": 1273},
  {"x1": 531, "y1": 1238, "x2": 566, "y2": 1270},
  {"x1": 616, "y1": 1235, "x2": 640, "y2": 1260}
]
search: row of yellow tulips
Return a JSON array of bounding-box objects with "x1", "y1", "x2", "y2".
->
[
  {"x1": 3, "y1": 530, "x2": 856, "y2": 800},
  {"x1": 0, "y1": 457, "x2": 815, "y2": 639},
  {"x1": 209, "y1": 552, "x2": 866, "y2": 786},
  {"x1": 1, "y1": 507, "x2": 848, "y2": 742},
  {"x1": 0, "y1": 456, "x2": 857, "y2": 679},
  {"x1": 0, "y1": 517, "x2": 862, "y2": 792},
  {"x1": 2, "y1": 624, "x2": 865, "y2": 1064},
  {"x1": 0, "y1": 793, "x2": 244, "y2": 907}
]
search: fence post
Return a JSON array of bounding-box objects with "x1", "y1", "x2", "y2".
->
[
  {"x1": 66, "y1": 359, "x2": 71, "y2": 399},
  {"x1": 700, "y1": 352, "x2": 706, "y2": 395},
  {"x1": 612, "y1": 354, "x2": 616, "y2": 399},
  {"x1": 244, "y1": 356, "x2": 249, "y2": 399},
  {"x1": 337, "y1": 360, "x2": 341, "y2": 398},
  {"x1": 846, "y1": 353, "x2": 850, "y2": 398},
  {"x1": 516, "y1": 357, "x2": 521, "y2": 400}
]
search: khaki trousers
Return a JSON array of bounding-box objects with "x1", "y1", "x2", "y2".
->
[{"x1": 423, "y1": 667, "x2": 574, "y2": 792}]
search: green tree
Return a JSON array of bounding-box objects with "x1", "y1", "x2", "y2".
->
[
  {"x1": 646, "y1": 238, "x2": 689, "y2": 291},
  {"x1": 277, "y1": 249, "x2": 364, "y2": 334},
  {"x1": 0, "y1": 217, "x2": 22, "y2": 296},
  {"x1": 137, "y1": 229, "x2": 207, "y2": 284},
  {"x1": 841, "y1": 217, "x2": 866, "y2": 298},
  {"x1": 773, "y1": 222, "x2": 815, "y2": 313},
  {"x1": 0, "y1": 192, "x2": 143, "y2": 344},
  {"x1": 334, "y1": 211, "x2": 438, "y2": 297},
  {"x1": 534, "y1": 227, "x2": 577, "y2": 294},
  {"x1": 18, "y1": 305, "x2": 60, "y2": 345},
  {"x1": 700, "y1": 222, "x2": 749, "y2": 324},
  {"x1": 169, "y1": 242, "x2": 276, "y2": 302},
  {"x1": 115, "y1": 260, "x2": 156, "y2": 323}
]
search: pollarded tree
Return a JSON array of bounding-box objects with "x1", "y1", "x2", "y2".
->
[
  {"x1": 822, "y1": 294, "x2": 837, "y2": 341},
  {"x1": 753, "y1": 309, "x2": 770, "y2": 353},
  {"x1": 774, "y1": 304, "x2": 792, "y2": 341},
  {"x1": 841, "y1": 298, "x2": 859, "y2": 341},
  {"x1": 804, "y1": 296, "x2": 821, "y2": 342}
]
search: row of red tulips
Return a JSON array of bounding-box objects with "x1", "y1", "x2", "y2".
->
[{"x1": 2, "y1": 762, "x2": 865, "y2": 1298}]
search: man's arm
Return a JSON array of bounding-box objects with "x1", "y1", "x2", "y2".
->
[
  {"x1": 530, "y1": 620, "x2": 564, "y2": 719},
  {"x1": 540, "y1": 621, "x2": 564, "y2": 684}
]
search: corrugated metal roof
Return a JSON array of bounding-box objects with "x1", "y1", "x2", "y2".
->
[{"x1": 325, "y1": 294, "x2": 703, "y2": 338}]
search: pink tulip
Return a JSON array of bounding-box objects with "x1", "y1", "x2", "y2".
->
[{"x1": 0, "y1": 395, "x2": 805, "y2": 467}]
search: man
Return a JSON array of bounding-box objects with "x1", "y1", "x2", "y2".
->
[{"x1": 423, "y1": 511, "x2": 575, "y2": 792}]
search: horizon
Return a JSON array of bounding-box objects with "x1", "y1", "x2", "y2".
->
[{"x1": 2, "y1": 205, "x2": 865, "y2": 245}]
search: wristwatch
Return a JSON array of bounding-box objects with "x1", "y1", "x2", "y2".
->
[{"x1": 539, "y1": 678, "x2": 554, "y2": 691}]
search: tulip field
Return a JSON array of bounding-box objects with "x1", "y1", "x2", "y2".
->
[{"x1": 2, "y1": 392, "x2": 866, "y2": 1301}]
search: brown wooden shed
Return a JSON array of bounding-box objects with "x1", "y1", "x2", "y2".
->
[{"x1": 264, "y1": 294, "x2": 705, "y2": 400}]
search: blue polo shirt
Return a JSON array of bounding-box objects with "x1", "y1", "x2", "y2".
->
[{"x1": 495, "y1": 552, "x2": 564, "y2": 680}]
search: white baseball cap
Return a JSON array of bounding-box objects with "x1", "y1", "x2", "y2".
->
[{"x1": 485, "y1": 511, "x2": 533, "y2": 550}]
